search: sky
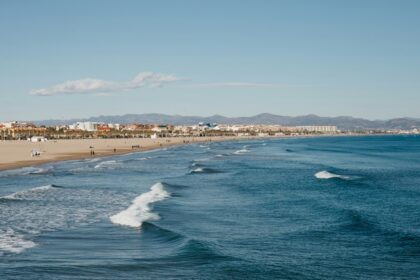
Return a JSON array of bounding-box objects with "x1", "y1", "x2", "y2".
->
[{"x1": 1, "y1": 0, "x2": 419, "y2": 121}]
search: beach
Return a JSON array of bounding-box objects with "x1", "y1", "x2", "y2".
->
[
  {"x1": 0, "y1": 136, "x2": 250, "y2": 171},
  {"x1": 1, "y1": 135, "x2": 419, "y2": 279}
]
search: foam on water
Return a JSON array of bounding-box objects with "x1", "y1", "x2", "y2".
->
[
  {"x1": 94, "y1": 160, "x2": 119, "y2": 169},
  {"x1": 0, "y1": 166, "x2": 50, "y2": 177},
  {"x1": 86, "y1": 158, "x2": 101, "y2": 162},
  {"x1": 189, "y1": 167, "x2": 221, "y2": 174},
  {"x1": 234, "y1": 146, "x2": 250, "y2": 154},
  {"x1": 315, "y1": 171, "x2": 351, "y2": 180},
  {"x1": 0, "y1": 229, "x2": 36, "y2": 254},
  {"x1": 110, "y1": 182, "x2": 170, "y2": 228},
  {"x1": 28, "y1": 167, "x2": 51, "y2": 174},
  {"x1": 191, "y1": 167, "x2": 204, "y2": 173},
  {"x1": 137, "y1": 157, "x2": 153, "y2": 161},
  {"x1": 2, "y1": 184, "x2": 59, "y2": 200},
  {"x1": 0, "y1": 183, "x2": 129, "y2": 254}
]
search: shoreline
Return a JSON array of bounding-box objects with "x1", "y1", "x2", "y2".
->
[
  {"x1": 0, "y1": 136, "x2": 260, "y2": 172},
  {"x1": 0, "y1": 133, "x2": 408, "y2": 172}
]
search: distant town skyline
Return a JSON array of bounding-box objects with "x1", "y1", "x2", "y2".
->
[{"x1": 1, "y1": 0, "x2": 420, "y2": 120}]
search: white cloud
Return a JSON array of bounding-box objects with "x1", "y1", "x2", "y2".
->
[
  {"x1": 30, "y1": 72, "x2": 182, "y2": 96},
  {"x1": 30, "y1": 72, "x2": 296, "y2": 96}
]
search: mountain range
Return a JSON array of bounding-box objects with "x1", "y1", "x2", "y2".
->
[{"x1": 35, "y1": 113, "x2": 420, "y2": 131}]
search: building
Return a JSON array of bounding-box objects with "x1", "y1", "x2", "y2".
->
[
  {"x1": 70, "y1": 122, "x2": 99, "y2": 132},
  {"x1": 0, "y1": 122, "x2": 47, "y2": 139},
  {"x1": 296, "y1": 126, "x2": 337, "y2": 133}
]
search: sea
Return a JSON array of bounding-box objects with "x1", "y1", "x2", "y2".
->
[{"x1": 0, "y1": 135, "x2": 419, "y2": 279}]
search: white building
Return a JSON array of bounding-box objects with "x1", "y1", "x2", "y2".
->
[
  {"x1": 70, "y1": 122, "x2": 99, "y2": 132},
  {"x1": 296, "y1": 126, "x2": 337, "y2": 133},
  {"x1": 108, "y1": 123, "x2": 120, "y2": 130},
  {"x1": 1, "y1": 121, "x2": 18, "y2": 128}
]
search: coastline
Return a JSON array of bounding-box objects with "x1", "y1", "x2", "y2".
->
[
  {"x1": 0, "y1": 133, "x2": 404, "y2": 172},
  {"x1": 0, "y1": 136, "x2": 258, "y2": 172}
]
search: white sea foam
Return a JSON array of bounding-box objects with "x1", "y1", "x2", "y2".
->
[
  {"x1": 234, "y1": 148, "x2": 249, "y2": 155},
  {"x1": 2, "y1": 184, "x2": 59, "y2": 200},
  {"x1": 110, "y1": 182, "x2": 170, "y2": 228},
  {"x1": 191, "y1": 167, "x2": 204, "y2": 173},
  {"x1": 0, "y1": 184, "x2": 129, "y2": 254},
  {"x1": 86, "y1": 158, "x2": 101, "y2": 162},
  {"x1": 315, "y1": 171, "x2": 351, "y2": 180},
  {"x1": 0, "y1": 166, "x2": 49, "y2": 177},
  {"x1": 28, "y1": 167, "x2": 50, "y2": 174},
  {"x1": 94, "y1": 160, "x2": 119, "y2": 169},
  {"x1": 137, "y1": 157, "x2": 152, "y2": 161},
  {"x1": 0, "y1": 229, "x2": 36, "y2": 254}
]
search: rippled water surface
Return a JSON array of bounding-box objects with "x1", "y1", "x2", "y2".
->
[{"x1": 1, "y1": 135, "x2": 420, "y2": 279}]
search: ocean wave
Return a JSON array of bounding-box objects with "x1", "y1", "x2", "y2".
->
[
  {"x1": 190, "y1": 162, "x2": 204, "y2": 167},
  {"x1": 0, "y1": 166, "x2": 51, "y2": 177},
  {"x1": 314, "y1": 171, "x2": 352, "y2": 180},
  {"x1": 137, "y1": 156, "x2": 153, "y2": 161},
  {"x1": 189, "y1": 167, "x2": 221, "y2": 174},
  {"x1": 119, "y1": 156, "x2": 153, "y2": 164},
  {"x1": 86, "y1": 158, "x2": 101, "y2": 163},
  {"x1": 141, "y1": 222, "x2": 186, "y2": 244},
  {"x1": 0, "y1": 186, "x2": 129, "y2": 255},
  {"x1": 0, "y1": 229, "x2": 37, "y2": 254},
  {"x1": 1, "y1": 184, "x2": 61, "y2": 201},
  {"x1": 191, "y1": 167, "x2": 204, "y2": 173},
  {"x1": 233, "y1": 146, "x2": 250, "y2": 155},
  {"x1": 28, "y1": 167, "x2": 52, "y2": 175},
  {"x1": 175, "y1": 239, "x2": 233, "y2": 264},
  {"x1": 110, "y1": 182, "x2": 170, "y2": 228},
  {"x1": 94, "y1": 160, "x2": 120, "y2": 169}
]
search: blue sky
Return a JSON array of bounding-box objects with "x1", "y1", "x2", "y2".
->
[{"x1": 1, "y1": 0, "x2": 419, "y2": 121}]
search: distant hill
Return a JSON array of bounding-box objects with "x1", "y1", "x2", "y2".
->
[{"x1": 34, "y1": 113, "x2": 420, "y2": 131}]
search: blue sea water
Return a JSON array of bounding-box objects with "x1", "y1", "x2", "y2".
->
[{"x1": 0, "y1": 135, "x2": 420, "y2": 279}]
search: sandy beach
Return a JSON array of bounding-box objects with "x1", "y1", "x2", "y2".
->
[{"x1": 0, "y1": 136, "x2": 250, "y2": 171}]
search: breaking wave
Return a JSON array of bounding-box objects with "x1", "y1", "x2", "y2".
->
[
  {"x1": 86, "y1": 158, "x2": 101, "y2": 163},
  {"x1": 0, "y1": 229, "x2": 36, "y2": 255},
  {"x1": 110, "y1": 182, "x2": 170, "y2": 228},
  {"x1": 94, "y1": 160, "x2": 119, "y2": 169},
  {"x1": 191, "y1": 167, "x2": 204, "y2": 173},
  {"x1": 0, "y1": 166, "x2": 51, "y2": 177},
  {"x1": 189, "y1": 167, "x2": 221, "y2": 174},
  {"x1": 1, "y1": 184, "x2": 61, "y2": 201},
  {"x1": 315, "y1": 171, "x2": 352, "y2": 180},
  {"x1": 233, "y1": 146, "x2": 250, "y2": 155},
  {"x1": 137, "y1": 157, "x2": 153, "y2": 161}
]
